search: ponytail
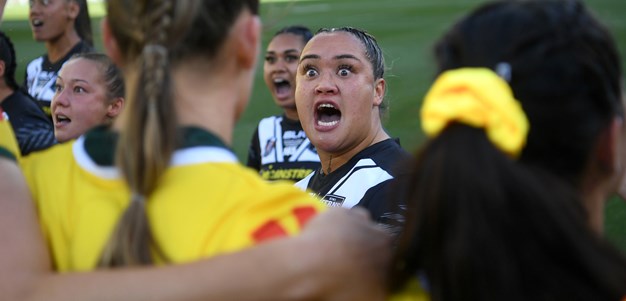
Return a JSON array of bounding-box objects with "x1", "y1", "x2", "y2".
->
[
  {"x1": 73, "y1": 0, "x2": 93, "y2": 48},
  {"x1": 99, "y1": 0, "x2": 177, "y2": 267},
  {"x1": 390, "y1": 68, "x2": 626, "y2": 300}
]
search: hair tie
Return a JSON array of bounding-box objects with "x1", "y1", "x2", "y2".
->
[{"x1": 420, "y1": 68, "x2": 529, "y2": 157}]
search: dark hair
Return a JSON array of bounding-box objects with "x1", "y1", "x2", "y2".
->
[
  {"x1": 391, "y1": 0, "x2": 626, "y2": 300},
  {"x1": 68, "y1": 52, "x2": 124, "y2": 101},
  {"x1": 434, "y1": 0, "x2": 622, "y2": 187},
  {"x1": 99, "y1": 0, "x2": 259, "y2": 267},
  {"x1": 315, "y1": 26, "x2": 388, "y2": 114},
  {"x1": 0, "y1": 31, "x2": 19, "y2": 91},
  {"x1": 274, "y1": 25, "x2": 313, "y2": 45},
  {"x1": 73, "y1": 0, "x2": 93, "y2": 47}
]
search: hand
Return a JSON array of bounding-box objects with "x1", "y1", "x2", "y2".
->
[{"x1": 299, "y1": 207, "x2": 392, "y2": 301}]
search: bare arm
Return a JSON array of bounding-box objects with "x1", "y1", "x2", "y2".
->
[{"x1": 0, "y1": 161, "x2": 390, "y2": 301}]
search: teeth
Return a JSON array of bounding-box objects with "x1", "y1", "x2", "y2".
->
[
  {"x1": 317, "y1": 103, "x2": 336, "y2": 109},
  {"x1": 57, "y1": 115, "x2": 69, "y2": 122},
  {"x1": 317, "y1": 120, "x2": 338, "y2": 127},
  {"x1": 273, "y1": 78, "x2": 287, "y2": 84},
  {"x1": 32, "y1": 19, "x2": 43, "y2": 26}
]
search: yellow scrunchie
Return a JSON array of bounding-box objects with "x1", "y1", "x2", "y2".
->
[{"x1": 420, "y1": 68, "x2": 529, "y2": 157}]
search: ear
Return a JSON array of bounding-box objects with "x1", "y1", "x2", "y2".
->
[
  {"x1": 234, "y1": 12, "x2": 261, "y2": 70},
  {"x1": 0, "y1": 60, "x2": 5, "y2": 78},
  {"x1": 101, "y1": 18, "x2": 123, "y2": 66},
  {"x1": 596, "y1": 117, "x2": 622, "y2": 174},
  {"x1": 66, "y1": 0, "x2": 79, "y2": 20},
  {"x1": 106, "y1": 97, "x2": 125, "y2": 118},
  {"x1": 372, "y1": 78, "x2": 386, "y2": 107}
]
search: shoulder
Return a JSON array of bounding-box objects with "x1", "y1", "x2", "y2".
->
[{"x1": 26, "y1": 56, "x2": 45, "y2": 71}]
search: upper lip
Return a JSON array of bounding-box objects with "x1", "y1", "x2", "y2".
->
[
  {"x1": 313, "y1": 99, "x2": 340, "y2": 117},
  {"x1": 31, "y1": 18, "x2": 43, "y2": 27}
]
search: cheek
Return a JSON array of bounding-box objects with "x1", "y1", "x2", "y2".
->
[{"x1": 287, "y1": 63, "x2": 298, "y2": 75}]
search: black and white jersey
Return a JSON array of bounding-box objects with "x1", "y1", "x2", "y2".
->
[
  {"x1": 247, "y1": 115, "x2": 321, "y2": 182},
  {"x1": 1, "y1": 90, "x2": 56, "y2": 155},
  {"x1": 24, "y1": 41, "x2": 94, "y2": 118},
  {"x1": 295, "y1": 138, "x2": 410, "y2": 231}
]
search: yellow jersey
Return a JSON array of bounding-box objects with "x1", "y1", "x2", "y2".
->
[
  {"x1": 0, "y1": 108, "x2": 19, "y2": 161},
  {"x1": 20, "y1": 126, "x2": 325, "y2": 271}
]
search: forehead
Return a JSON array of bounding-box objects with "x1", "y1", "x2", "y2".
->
[
  {"x1": 302, "y1": 32, "x2": 366, "y2": 59},
  {"x1": 267, "y1": 33, "x2": 306, "y2": 51},
  {"x1": 59, "y1": 58, "x2": 102, "y2": 81}
]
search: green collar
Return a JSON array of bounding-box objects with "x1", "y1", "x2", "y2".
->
[{"x1": 84, "y1": 125, "x2": 233, "y2": 166}]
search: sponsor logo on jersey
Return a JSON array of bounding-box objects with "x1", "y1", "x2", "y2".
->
[
  {"x1": 321, "y1": 194, "x2": 346, "y2": 207},
  {"x1": 263, "y1": 137, "x2": 276, "y2": 157}
]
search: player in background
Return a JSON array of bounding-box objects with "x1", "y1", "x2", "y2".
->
[{"x1": 247, "y1": 25, "x2": 321, "y2": 182}]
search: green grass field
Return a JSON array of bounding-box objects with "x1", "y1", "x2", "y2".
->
[{"x1": 2, "y1": 0, "x2": 625, "y2": 251}]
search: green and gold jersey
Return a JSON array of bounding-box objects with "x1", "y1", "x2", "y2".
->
[{"x1": 21, "y1": 126, "x2": 324, "y2": 271}]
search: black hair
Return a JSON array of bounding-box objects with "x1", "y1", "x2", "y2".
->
[
  {"x1": 0, "y1": 31, "x2": 19, "y2": 91},
  {"x1": 274, "y1": 25, "x2": 313, "y2": 44},
  {"x1": 390, "y1": 0, "x2": 626, "y2": 300},
  {"x1": 73, "y1": 0, "x2": 93, "y2": 47}
]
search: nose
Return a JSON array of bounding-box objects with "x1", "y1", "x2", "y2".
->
[
  {"x1": 52, "y1": 88, "x2": 70, "y2": 108},
  {"x1": 315, "y1": 72, "x2": 338, "y2": 95},
  {"x1": 268, "y1": 59, "x2": 287, "y2": 75}
]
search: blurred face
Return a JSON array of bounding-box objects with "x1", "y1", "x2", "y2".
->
[
  {"x1": 52, "y1": 58, "x2": 113, "y2": 142},
  {"x1": 29, "y1": 0, "x2": 76, "y2": 42},
  {"x1": 295, "y1": 32, "x2": 385, "y2": 155},
  {"x1": 263, "y1": 33, "x2": 306, "y2": 115}
]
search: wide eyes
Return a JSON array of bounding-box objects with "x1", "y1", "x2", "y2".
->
[
  {"x1": 305, "y1": 69, "x2": 318, "y2": 78},
  {"x1": 338, "y1": 68, "x2": 351, "y2": 77}
]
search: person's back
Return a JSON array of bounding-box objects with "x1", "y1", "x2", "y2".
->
[
  {"x1": 18, "y1": 0, "x2": 326, "y2": 270},
  {"x1": 0, "y1": 31, "x2": 55, "y2": 155},
  {"x1": 389, "y1": 0, "x2": 626, "y2": 300}
]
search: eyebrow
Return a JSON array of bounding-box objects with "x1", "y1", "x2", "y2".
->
[
  {"x1": 56, "y1": 76, "x2": 90, "y2": 85},
  {"x1": 267, "y1": 49, "x2": 301, "y2": 55},
  {"x1": 299, "y1": 53, "x2": 362, "y2": 63}
]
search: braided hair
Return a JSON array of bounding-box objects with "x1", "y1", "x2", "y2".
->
[{"x1": 99, "y1": 0, "x2": 259, "y2": 267}]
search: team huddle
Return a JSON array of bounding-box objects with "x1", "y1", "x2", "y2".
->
[{"x1": 1, "y1": 0, "x2": 626, "y2": 300}]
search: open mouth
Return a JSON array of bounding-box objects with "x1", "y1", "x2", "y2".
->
[
  {"x1": 31, "y1": 19, "x2": 44, "y2": 28},
  {"x1": 316, "y1": 103, "x2": 341, "y2": 127},
  {"x1": 55, "y1": 114, "x2": 71, "y2": 126},
  {"x1": 273, "y1": 78, "x2": 292, "y2": 99}
]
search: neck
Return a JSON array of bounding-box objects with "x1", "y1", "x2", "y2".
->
[
  {"x1": 45, "y1": 30, "x2": 81, "y2": 63},
  {"x1": 318, "y1": 124, "x2": 389, "y2": 175},
  {"x1": 113, "y1": 51, "x2": 251, "y2": 148},
  {"x1": 580, "y1": 174, "x2": 611, "y2": 233},
  {"x1": 283, "y1": 107, "x2": 299, "y2": 121}
]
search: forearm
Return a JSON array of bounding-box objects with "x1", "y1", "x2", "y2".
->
[{"x1": 21, "y1": 236, "x2": 322, "y2": 301}]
